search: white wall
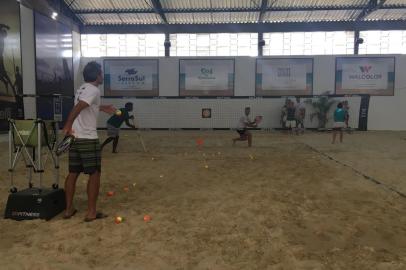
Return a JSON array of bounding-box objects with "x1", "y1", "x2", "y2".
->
[
  {"x1": 77, "y1": 56, "x2": 361, "y2": 129},
  {"x1": 369, "y1": 56, "x2": 406, "y2": 130}
]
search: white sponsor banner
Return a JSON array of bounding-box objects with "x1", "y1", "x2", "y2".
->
[
  {"x1": 341, "y1": 60, "x2": 388, "y2": 90},
  {"x1": 261, "y1": 63, "x2": 307, "y2": 91},
  {"x1": 107, "y1": 60, "x2": 156, "y2": 91},
  {"x1": 182, "y1": 60, "x2": 232, "y2": 91}
]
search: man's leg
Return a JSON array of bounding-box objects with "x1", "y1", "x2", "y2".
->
[
  {"x1": 101, "y1": 137, "x2": 114, "y2": 149},
  {"x1": 332, "y1": 129, "x2": 337, "y2": 144},
  {"x1": 233, "y1": 136, "x2": 246, "y2": 145},
  {"x1": 339, "y1": 130, "x2": 344, "y2": 143},
  {"x1": 64, "y1": 172, "x2": 79, "y2": 216},
  {"x1": 247, "y1": 132, "x2": 252, "y2": 147},
  {"x1": 112, "y1": 136, "x2": 119, "y2": 153},
  {"x1": 86, "y1": 170, "x2": 101, "y2": 220}
]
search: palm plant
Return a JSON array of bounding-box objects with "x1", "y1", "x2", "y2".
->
[{"x1": 305, "y1": 96, "x2": 336, "y2": 129}]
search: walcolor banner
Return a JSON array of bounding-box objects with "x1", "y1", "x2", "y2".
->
[{"x1": 335, "y1": 57, "x2": 395, "y2": 96}]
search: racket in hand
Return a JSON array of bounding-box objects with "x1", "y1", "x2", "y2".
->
[
  {"x1": 255, "y1": 115, "x2": 263, "y2": 124},
  {"x1": 56, "y1": 135, "x2": 75, "y2": 156}
]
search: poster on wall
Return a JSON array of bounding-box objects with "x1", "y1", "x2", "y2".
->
[
  {"x1": 0, "y1": 0, "x2": 23, "y2": 131},
  {"x1": 35, "y1": 12, "x2": 74, "y2": 123},
  {"x1": 335, "y1": 57, "x2": 395, "y2": 96},
  {"x1": 179, "y1": 59, "x2": 234, "y2": 97},
  {"x1": 104, "y1": 59, "x2": 159, "y2": 97},
  {"x1": 256, "y1": 58, "x2": 313, "y2": 96}
]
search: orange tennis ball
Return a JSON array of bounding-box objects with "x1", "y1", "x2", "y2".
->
[
  {"x1": 115, "y1": 216, "x2": 123, "y2": 224},
  {"x1": 107, "y1": 191, "x2": 114, "y2": 197},
  {"x1": 143, "y1": 215, "x2": 151, "y2": 222},
  {"x1": 196, "y1": 138, "x2": 204, "y2": 146}
]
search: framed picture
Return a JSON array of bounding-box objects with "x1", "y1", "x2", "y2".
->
[
  {"x1": 335, "y1": 57, "x2": 395, "y2": 96},
  {"x1": 256, "y1": 58, "x2": 313, "y2": 96},
  {"x1": 179, "y1": 59, "x2": 234, "y2": 97},
  {"x1": 104, "y1": 59, "x2": 159, "y2": 97}
]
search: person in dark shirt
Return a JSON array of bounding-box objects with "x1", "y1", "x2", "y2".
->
[
  {"x1": 286, "y1": 100, "x2": 297, "y2": 135},
  {"x1": 101, "y1": 102, "x2": 135, "y2": 153},
  {"x1": 332, "y1": 102, "x2": 346, "y2": 144}
]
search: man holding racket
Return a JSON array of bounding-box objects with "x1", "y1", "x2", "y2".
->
[
  {"x1": 62, "y1": 61, "x2": 115, "y2": 222},
  {"x1": 101, "y1": 102, "x2": 136, "y2": 153},
  {"x1": 232, "y1": 107, "x2": 261, "y2": 147}
]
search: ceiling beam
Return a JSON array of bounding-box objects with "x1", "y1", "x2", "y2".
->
[
  {"x1": 81, "y1": 20, "x2": 406, "y2": 34},
  {"x1": 258, "y1": 0, "x2": 268, "y2": 23},
  {"x1": 72, "y1": 6, "x2": 373, "y2": 15},
  {"x1": 356, "y1": 0, "x2": 387, "y2": 21},
  {"x1": 150, "y1": 0, "x2": 168, "y2": 24},
  {"x1": 71, "y1": 3, "x2": 406, "y2": 15}
]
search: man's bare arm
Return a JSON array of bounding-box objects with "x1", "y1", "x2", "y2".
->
[{"x1": 62, "y1": 101, "x2": 89, "y2": 135}]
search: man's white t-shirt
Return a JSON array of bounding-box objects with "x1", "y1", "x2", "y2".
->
[
  {"x1": 295, "y1": 102, "x2": 306, "y2": 119},
  {"x1": 72, "y1": 83, "x2": 101, "y2": 139},
  {"x1": 237, "y1": 115, "x2": 251, "y2": 129}
]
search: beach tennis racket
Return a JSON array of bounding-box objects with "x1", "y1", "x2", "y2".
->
[
  {"x1": 56, "y1": 135, "x2": 75, "y2": 156},
  {"x1": 255, "y1": 116, "x2": 263, "y2": 124},
  {"x1": 131, "y1": 118, "x2": 147, "y2": 153}
]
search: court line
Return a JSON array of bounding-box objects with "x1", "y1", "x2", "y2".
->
[{"x1": 302, "y1": 142, "x2": 406, "y2": 199}]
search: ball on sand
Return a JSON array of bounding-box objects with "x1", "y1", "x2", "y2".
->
[
  {"x1": 159, "y1": 174, "x2": 164, "y2": 178},
  {"x1": 115, "y1": 110, "x2": 122, "y2": 116},
  {"x1": 151, "y1": 157, "x2": 155, "y2": 161},
  {"x1": 204, "y1": 165, "x2": 209, "y2": 169},
  {"x1": 107, "y1": 191, "x2": 115, "y2": 197},
  {"x1": 144, "y1": 215, "x2": 151, "y2": 222},
  {"x1": 115, "y1": 216, "x2": 123, "y2": 224},
  {"x1": 123, "y1": 187, "x2": 129, "y2": 192}
]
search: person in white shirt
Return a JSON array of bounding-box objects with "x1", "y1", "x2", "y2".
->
[
  {"x1": 62, "y1": 61, "x2": 115, "y2": 222},
  {"x1": 295, "y1": 97, "x2": 306, "y2": 134},
  {"x1": 232, "y1": 107, "x2": 257, "y2": 147}
]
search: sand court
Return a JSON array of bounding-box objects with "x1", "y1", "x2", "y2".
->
[{"x1": 1, "y1": 130, "x2": 406, "y2": 269}]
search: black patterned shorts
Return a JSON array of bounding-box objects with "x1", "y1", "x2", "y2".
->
[{"x1": 69, "y1": 139, "x2": 101, "y2": 174}]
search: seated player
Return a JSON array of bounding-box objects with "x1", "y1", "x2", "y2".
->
[
  {"x1": 280, "y1": 103, "x2": 287, "y2": 129},
  {"x1": 232, "y1": 107, "x2": 258, "y2": 147},
  {"x1": 295, "y1": 97, "x2": 306, "y2": 135},
  {"x1": 101, "y1": 102, "x2": 136, "y2": 153},
  {"x1": 286, "y1": 100, "x2": 297, "y2": 135}
]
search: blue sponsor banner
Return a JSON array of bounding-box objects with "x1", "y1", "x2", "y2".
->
[{"x1": 104, "y1": 59, "x2": 159, "y2": 97}]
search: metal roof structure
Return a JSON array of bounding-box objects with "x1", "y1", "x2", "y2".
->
[{"x1": 61, "y1": 0, "x2": 406, "y2": 33}]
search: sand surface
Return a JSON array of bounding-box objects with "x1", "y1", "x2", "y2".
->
[{"x1": 0, "y1": 130, "x2": 406, "y2": 270}]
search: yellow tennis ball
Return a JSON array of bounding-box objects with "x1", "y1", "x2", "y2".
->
[
  {"x1": 115, "y1": 110, "x2": 122, "y2": 116},
  {"x1": 115, "y1": 216, "x2": 123, "y2": 224}
]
